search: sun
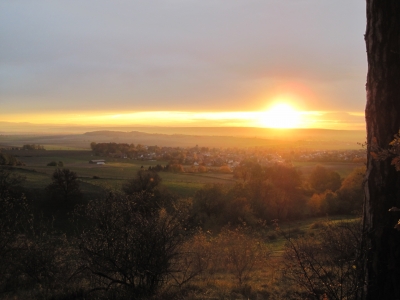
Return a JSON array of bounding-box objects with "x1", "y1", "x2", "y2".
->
[{"x1": 259, "y1": 103, "x2": 302, "y2": 128}]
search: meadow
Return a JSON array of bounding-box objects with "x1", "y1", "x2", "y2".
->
[
  {"x1": 7, "y1": 149, "x2": 363, "y2": 199},
  {"x1": 7, "y1": 150, "x2": 236, "y2": 198}
]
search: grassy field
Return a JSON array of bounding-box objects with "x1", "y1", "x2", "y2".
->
[
  {"x1": 266, "y1": 214, "x2": 359, "y2": 256},
  {"x1": 3, "y1": 149, "x2": 365, "y2": 199},
  {"x1": 293, "y1": 161, "x2": 364, "y2": 178},
  {"x1": 7, "y1": 150, "x2": 236, "y2": 197}
]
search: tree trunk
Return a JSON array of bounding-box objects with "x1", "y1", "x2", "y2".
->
[{"x1": 364, "y1": 1, "x2": 400, "y2": 299}]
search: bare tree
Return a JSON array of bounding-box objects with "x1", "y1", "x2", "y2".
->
[
  {"x1": 76, "y1": 193, "x2": 188, "y2": 298},
  {"x1": 283, "y1": 220, "x2": 364, "y2": 300}
]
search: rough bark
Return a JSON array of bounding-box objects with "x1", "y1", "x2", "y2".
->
[{"x1": 364, "y1": 1, "x2": 400, "y2": 299}]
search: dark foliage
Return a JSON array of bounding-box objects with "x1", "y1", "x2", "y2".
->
[
  {"x1": 46, "y1": 168, "x2": 82, "y2": 202},
  {"x1": 76, "y1": 193, "x2": 189, "y2": 298},
  {"x1": 0, "y1": 153, "x2": 24, "y2": 166},
  {"x1": 22, "y1": 144, "x2": 45, "y2": 150},
  {"x1": 282, "y1": 219, "x2": 365, "y2": 300},
  {"x1": 47, "y1": 161, "x2": 64, "y2": 167},
  {"x1": 309, "y1": 165, "x2": 341, "y2": 193},
  {"x1": 0, "y1": 168, "x2": 26, "y2": 197}
]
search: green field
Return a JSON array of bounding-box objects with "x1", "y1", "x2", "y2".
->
[
  {"x1": 293, "y1": 161, "x2": 365, "y2": 178},
  {"x1": 6, "y1": 150, "x2": 236, "y2": 198},
  {"x1": 3, "y1": 149, "x2": 365, "y2": 199}
]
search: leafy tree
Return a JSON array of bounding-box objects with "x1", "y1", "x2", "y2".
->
[
  {"x1": 223, "y1": 196, "x2": 256, "y2": 226},
  {"x1": 166, "y1": 163, "x2": 184, "y2": 173},
  {"x1": 233, "y1": 159, "x2": 263, "y2": 182},
  {"x1": 308, "y1": 165, "x2": 341, "y2": 193},
  {"x1": 198, "y1": 165, "x2": 207, "y2": 173},
  {"x1": 337, "y1": 167, "x2": 365, "y2": 214},
  {"x1": 122, "y1": 169, "x2": 177, "y2": 218},
  {"x1": 0, "y1": 153, "x2": 24, "y2": 166},
  {"x1": 219, "y1": 165, "x2": 232, "y2": 173},
  {"x1": 264, "y1": 163, "x2": 302, "y2": 193},
  {"x1": 46, "y1": 168, "x2": 81, "y2": 202},
  {"x1": 0, "y1": 168, "x2": 26, "y2": 197},
  {"x1": 122, "y1": 169, "x2": 161, "y2": 194},
  {"x1": 192, "y1": 184, "x2": 226, "y2": 230}
]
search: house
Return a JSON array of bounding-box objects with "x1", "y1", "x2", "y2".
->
[{"x1": 89, "y1": 159, "x2": 106, "y2": 165}]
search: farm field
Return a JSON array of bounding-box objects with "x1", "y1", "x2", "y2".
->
[
  {"x1": 293, "y1": 161, "x2": 365, "y2": 178},
  {"x1": 6, "y1": 150, "x2": 236, "y2": 197},
  {"x1": 4, "y1": 149, "x2": 365, "y2": 198}
]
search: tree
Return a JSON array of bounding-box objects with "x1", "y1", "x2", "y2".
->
[
  {"x1": 308, "y1": 165, "x2": 341, "y2": 193},
  {"x1": 192, "y1": 184, "x2": 226, "y2": 230},
  {"x1": 77, "y1": 193, "x2": 188, "y2": 298},
  {"x1": 337, "y1": 167, "x2": 365, "y2": 214},
  {"x1": 0, "y1": 153, "x2": 24, "y2": 166},
  {"x1": 233, "y1": 159, "x2": 263, "y2": 182},
  {"x1": 363, "y1": 1, "x2": 400, "y2": 299},
  {"x1": 283, "y1": 219, "x2": 364, "y2": 300},
  {"x1": 0, "y1": 168, "x2": 25, "y2": 197},
  {"x1": 122, "y1": 170, "x2": 161, "y2": 195},
  {"x1": 46, "y1": 168, "x2": 81, "y2": 202},
  {"x1": 121, "y1": 169, "x2": 176, "y2": 216}
]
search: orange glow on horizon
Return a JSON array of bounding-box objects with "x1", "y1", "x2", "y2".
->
[{"x1": 0, "y1": 109, "x2": 366, "y2": 131}]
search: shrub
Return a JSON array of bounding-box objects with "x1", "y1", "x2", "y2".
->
[
  {"x1": 0, "y1": 153, "x2": 24, "y2": 166},
  {"x1": 47, "y1": 161, "x2": 63, "y2": 167},
  {"x1": 219, "y1": 165, "x2": 232, "y2": 173},
  {"x1": 282, "y1": 219, "x2": 364, "y2": 300},
  {"x1": 213, "y1": 226, "x2": 270, "y2": 285},
  {"x1": 77, "y1": 193, "x2": 188, "y2": 297}
]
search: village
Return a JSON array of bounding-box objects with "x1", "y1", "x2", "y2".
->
[{"x1": 89, "y1": 142, "x2": 366, "y2": 170}]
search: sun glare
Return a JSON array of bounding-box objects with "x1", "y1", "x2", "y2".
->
[{"x1": 259, "y1": 103, "x2": 302, "y2": 128}]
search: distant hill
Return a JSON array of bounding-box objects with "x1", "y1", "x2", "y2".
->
[{"x1": 1, "y1": 127, "x2": 365, "y2": 150}]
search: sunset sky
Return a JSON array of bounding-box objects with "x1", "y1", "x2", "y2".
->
[{"x1": 0, "y1": 1, "x2": 367, "y2": 130}]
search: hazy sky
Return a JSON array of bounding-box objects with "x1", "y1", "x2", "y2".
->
[{"x1": 0, "y1": 1, "x2": 367, "y2": 129}]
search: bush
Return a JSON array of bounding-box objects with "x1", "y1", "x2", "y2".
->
[
  {"x1": 77, "y1": 193, "x2": 188, "y2": 297},
  {"x1": 213, "y1": 227, "x2": 270, "y2": 285},
  {"x1": 282, "y1": 219, "x2": 365, "y2": 300},
  {"x1": 0, "y1": 153, "x2": 24, "y2": 166},
  {"x1": 47, "y1": 161, "x2": 63, "y2": 167}
]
